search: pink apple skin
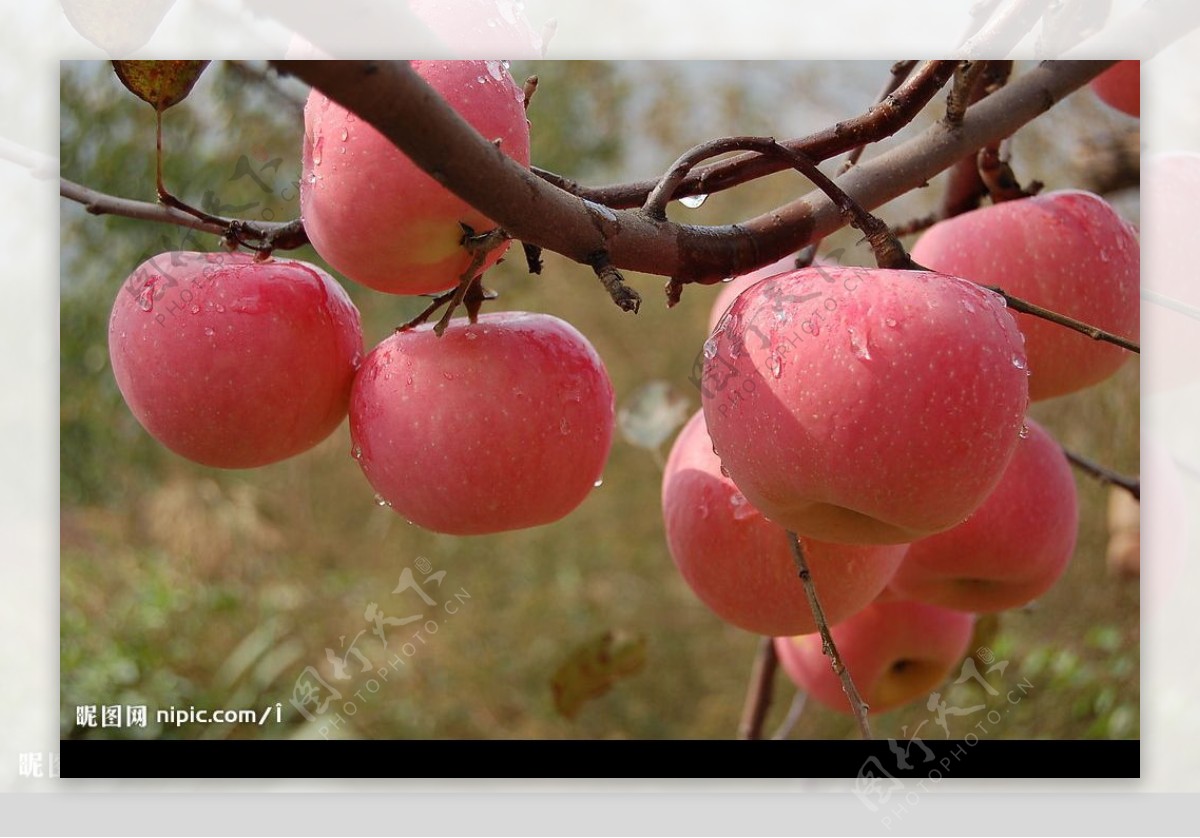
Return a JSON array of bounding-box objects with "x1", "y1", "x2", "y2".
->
[
  {"x1": 1090, "y1": 61, "x2": 1139, "y2": 118},
  {"x1": 701, "y1": 267, "x2": 1029, "y2": 545},
  {"x1": 706, "y1": 255, "x2": 800, "y2": 335},
  {"x1": 109, "y1": 251, "x2": 364, "y2": 469},
  {"x1": 349, "y1": 312, "x2": 614, "y2": 535},
  {"x1": 910, "y1": 190, "x2": 1139, "y2": 401},
  {"x1": 301, "y1": 60, "x2": 531, "y2": 296},
  {"x1": 1143, "y1": 153, "x2": 1200, "y2": 393},
  {"x1": 662, "y1": 411, "x2": 907, "y2": 637},
  {"x1": 888, "y1": 418, "x2": 1078, "y2": 613},
  {"x1": 774, "y1": 600, "x2": 975, "y2": 715}
]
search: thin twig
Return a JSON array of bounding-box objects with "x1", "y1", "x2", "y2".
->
[
  {"x1": 588, "y1": 252, "x2": 641, "y2": 313},
  {"x1": 1066, "y1": 448, "x2": 1140, "y2": 500},
  {"x1": 643, "y1": 136, "x2": 772, "y2": 220},
  {"x1": 737, "y1": 637, "x2": 778, "y2": 741},
  {"x1": 770, "y1": 691, "x2": 809, "y2": 740},
  {"x1": 837, "y1": 60, "x2": 918, "y2": 176},
  {"x1": 977, "y1": 143, "x2": 1042, "y2": 202},
  {"x1": 531, "y1": 60, "x2": 957, "y2": 209},
  {"x1": 59, "y1": 176, "x2": 308, "y2": 250},
  {"x1": 787, "y1": 532, "x2": 872, "y2": 739},
  {"x1": 943, "y1": 60, "x2": 987, "y2": 126},
  {"x1": 522, "y1": 75, "x2": 539, "y2": 110},
  {"x1": 984, "y1": 283, "x2": 1140, "y2": 353}
]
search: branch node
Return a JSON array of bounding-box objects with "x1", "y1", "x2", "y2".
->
[{"x1": 588, "y1": 252, "x2": 641, "y2": 314}]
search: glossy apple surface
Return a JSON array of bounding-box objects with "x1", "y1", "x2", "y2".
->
[
  {"x1": 109, "y1": 251, "x2": 363, "y2": 468},
  {"x1": 350, "y1": 312, "x2": 614, "y2": 534},
  {"x1": 301, "y1": 60, "x2": 530, "y2": 295},
  {"x1": 775, "y1": 600, "x2": 975, "y2": 715},
  {"x1": 910, "y1": 190, "x2": 1139, "y2": 401},
  {"x1": 701, "y1": 266, "x2": 1029, "y2": 544},
  {"x1": 662, "y1": 410, "x2": 907, "y2": 636},
  {"x1": 888, "y1": 418, "x2": 1079, "y2": 612}
]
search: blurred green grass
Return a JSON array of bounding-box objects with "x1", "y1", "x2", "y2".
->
[{"x1": 60, "y1": 60, "x2": 1139, "y2": 742}]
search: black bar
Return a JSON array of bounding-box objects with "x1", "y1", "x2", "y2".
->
[{"x1": 60, "y1": 739, "x2": 1138, "y2": 779}]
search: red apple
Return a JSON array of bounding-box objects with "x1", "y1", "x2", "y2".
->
[
  {"x1": 661, "y1": 410, "x2": 907, "y2": 637},
  {"x1": 1090, "y1": 61, "x2": 1139, "y2": 118},
  {"x1": 108, "y1": 251, "x2": 363, "y2": 469},
  {"x1": 775, "y1": 600, "x2": 975, "y2": 715},
  {"x1": 301, "y1": 60, "x2": 531, "y2": 296},
  {"x1": 888, "y1": 418, "x2": 1078, "y2": 613},
  {"x1": 706, "y1": 254, "x2": 799, "y2": 335},
  {"x1": 350, "y1": 312, "x2": 614, "y2": 534},
  {"x1": 701, "y1": 266, "x2": 1029, "y2": 545},
  {"x1": 910, "y1": 190, "x2": 1139, "y2": 401}
]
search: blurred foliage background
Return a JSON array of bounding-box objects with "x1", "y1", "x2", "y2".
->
[{"x1": 60, "y1": 60, "x2": 1139, "y2": 743}]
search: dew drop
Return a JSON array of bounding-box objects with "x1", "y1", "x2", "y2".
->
[
  {"x1": 884, "y1": 317, "x2": 898, "y2": 328},
  {"x1": 729, "y1": 492, "x2": 756, "y2": 521},
  {"x1": 338, "y1": 146, "x2": 346, "y2": 154},
  {"x1": 702, "y1": 337, "x2": 719, "y2": 361},
  {"x1": 203, "y1": 327, "x2": 215, "y2": 337},
  {"x1": 679, "y1": 193, "x2": 708, "y2": 209},
  {"x1": 720, "y1": 276, "x2": 736, "y2": 284},
  {"x1": 477, "y1": 75, "x2": 487, "y2": 84},
  {"x1": 351, "y1": 444, "x2": 363, "y2": 461},
  {"x1": 1019, "y1": 423, "x2": 1030, "y2": 439},
  {"x1": 593, "y1": 478, "x2": 604, "y2": 488},
  {"x1": 1011, "y1": 355, "x2": 1027, "y2": 371},
  {"x1": 374, "y1": 493, "x2": 391, "y2": 507},
  {"x1": 848, "y1": 326, "x2": 872, "y2": 361},
  {"x1": 719, "y1": 463, "x2": 731, "y2": 478},
  {"x1": 190, "y1": 304, "x2": 201, "y2": 314},
  {"x1": 215, "y1": 304, "x2": 225, "y2": 313},
  {"x1": 340, "y1": 128, "x2": 348, "y2": 142},
  {"x1": 768, "y1": 354, "x2": 782, "y2": 379}
]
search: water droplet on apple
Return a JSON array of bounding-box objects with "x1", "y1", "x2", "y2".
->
[
  {"x1": 729, "y1": 491, "x2": 756, "y2": 521},
  {"x1": 340, "y1": 128, "x2": 348, "y2": 142},
  {"x1": 884, "y1": 317, "x2": 898, "y2": 328},
  {"x1": 768, "y1": 354, "x2": 783, "y2": 378},
  {"x1": 848, "y1": 326, "x2": 872, "y2": 361},
  {"x1": 374, "y1": 493, "x2": 391, "y2": 507},
  {"x1": 702, "y1": 337, "x2": 719, "y2": 360},
  {"x1": 679, "y1": 193, "x2": 708, "y2": 209},
  {"x1": 1011, "y1": 355, "x2": 1027, "y2": 370},
  {"x1": 1019, "y1": 423, "x2": 1030, "y2": 439},
  {"x1": 593, "y1": 478, "x2": 604, "y2": 488},
  {"x1": 351, "y1": 444, "x2": 362, "y2": 460},
  {"x1": 203, "y1": 327, "x2": 214, "y2": 337}
]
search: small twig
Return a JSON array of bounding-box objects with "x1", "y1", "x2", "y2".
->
[
  {"x1": 983, "y1": 283, "x2": 1140, "y2": 353},
  {"x1": 943, "y1": 60, "x2": 987, "y2": 127},
  {"x1": 643, "y1": 136, "x2": 771, "y2": 220},
  {"x1": 1066, "y1": 448, "x2": 1140, "y2": 500},
  {"x1": 522, "y1": 75, "x2": 539, "y2": 110},
  {"x1": 60, "y1": 176, "x2": 308, "y2": 251},
  {"x1": 531, "y1": 61, "x2": 956, "y2": 210},
  {"x1": 977, "y1": 143, "x2": 1042, "y2": 202},
  {"x1": 787, "y1": 532, "x2": 872, "y2": 739},
  {"x1": 588, "y1": 252, "x2": 641, "y2": 313},
  {"x1": 836, "y1": 60, "x2": 917, "y2": 176},
  {"x1": 737, "y1": 637, "x2": 779, "y2": 741},
  {"x1": 522, "y1": 242, "x2": 544, "y2": 275},
  {"x1": 770, "y1": 691, "x2": 808, "y2": 740}
]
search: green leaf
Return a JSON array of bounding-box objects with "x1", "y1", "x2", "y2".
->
[
  {"x1": 550, "y1": 630, "x2": 647, "y2": 720},
  {"x1": 112, "y1": 60, "x2": 210, "y2": 111}
]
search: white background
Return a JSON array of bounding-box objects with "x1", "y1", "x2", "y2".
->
[{"x1": 2, "y1": 0, "x2": 1197, "y2": 833}]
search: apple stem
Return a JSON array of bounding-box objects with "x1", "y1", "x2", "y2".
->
[
  {"x1": 983, "y1": 285, "x2": 1140, "y2": 354},
  {"x1": 787, "y1": 531, "x2": 873, "y2": 739},
  {"x1": 737, "y1": 637, "x2": 779, "y2": 740},
  {"x1": 1065, "y1": 447, "x2": 1140, "y2": 500}
]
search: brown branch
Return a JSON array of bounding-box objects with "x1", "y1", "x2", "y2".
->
[
  {"x1": 536, "y1": 60, "x2": 957, "y2": 209},
  {"x1": 943, "y1": 60, "x2": 987, "y2": 127},
  {"x1": 787, "y1": 532, "x2": 871, "y2": 739},
  {"x1": 59, "y1": 176, "x2": 308, "y2": 251},
  {"x1": 836, "y1": 60, "x2": 918, "y2": 176},
  {"x1": 270, "y1": 60, "x2": 1112, "y2": 289},
  {"x1": 737, "y1": 637, "x2": 778, "y2": 741},
  {"x1": 1066, "y1": 448, "x2": 1140, "y2": 500}
]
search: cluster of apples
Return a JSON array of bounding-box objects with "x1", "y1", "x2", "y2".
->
[
  {"x1": 109, "y1": 60, "x2": 617, "y2": 536},
  {"x1": 664, "y1": 188, "x2": 1138, "y2": 716}
]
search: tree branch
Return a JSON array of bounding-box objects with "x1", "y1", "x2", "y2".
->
[
  {"x1": 1066, "y1": 448, "x2": 1140, "y2": 500},
  {"x1": 271, "y1": 60, "x2": 1114, "y2": 289},
  {"x1": 59, "y1": 176, "x2": 308, "y2": 251},
  {"x1": 737, "y1": 636, "x2": 778, "y2": 741}
]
